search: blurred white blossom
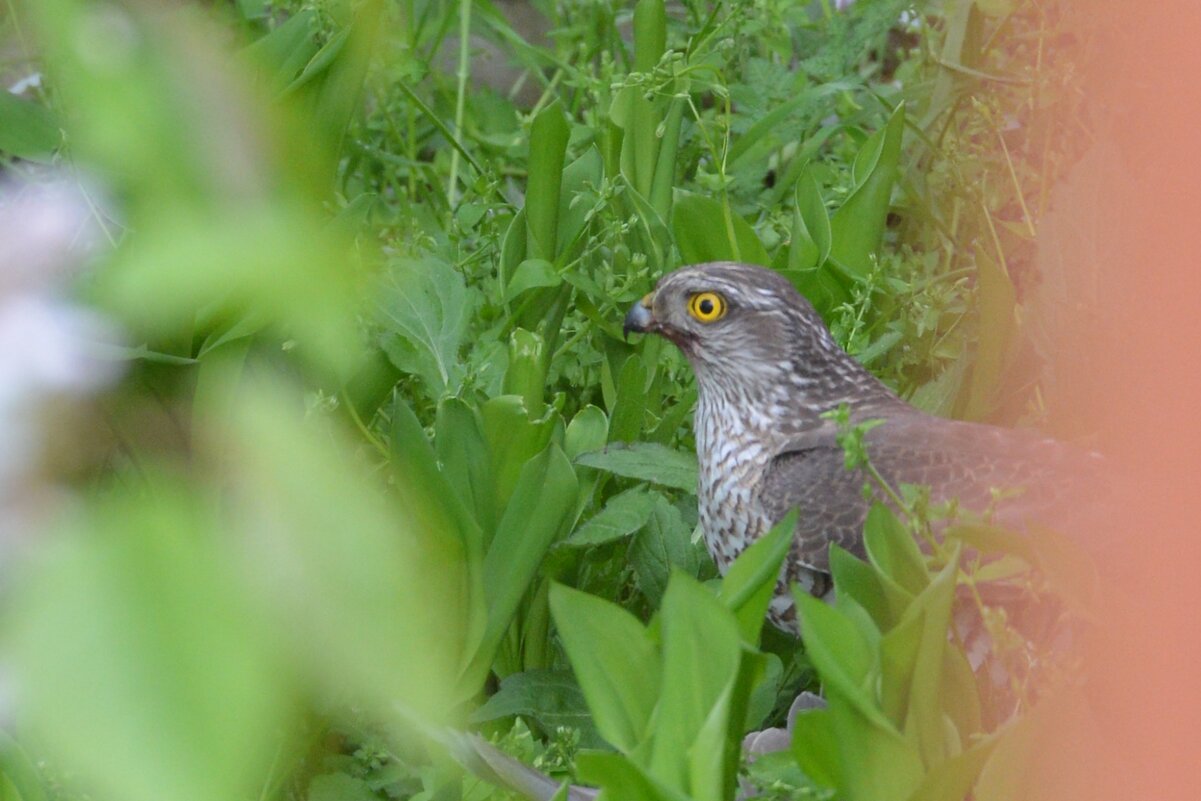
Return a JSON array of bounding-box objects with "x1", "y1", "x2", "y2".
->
[{"x1": 0, "y1": 180, "x2": 121, "y2": 536}]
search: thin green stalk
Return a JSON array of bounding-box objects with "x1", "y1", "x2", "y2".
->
[{"x1": 447, "y1": 0, "x2": 472, "y2": 210}]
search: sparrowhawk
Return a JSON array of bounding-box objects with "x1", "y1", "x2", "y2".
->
[{"x1": 623, "y1": 261, "x2": 1097, "y2": 630}]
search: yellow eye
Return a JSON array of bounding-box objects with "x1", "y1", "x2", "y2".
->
[{"x1": 688, "y1": 291, "x2": 727, "y2": 323}]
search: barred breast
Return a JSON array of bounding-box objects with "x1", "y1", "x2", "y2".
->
[{"x1": 694, "y1": 390, "x2": 772, "y2": 571}]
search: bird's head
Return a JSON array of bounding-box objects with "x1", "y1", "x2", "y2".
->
[{"x1": 624, "y1": 261, "x2": 894, "y2": 415}]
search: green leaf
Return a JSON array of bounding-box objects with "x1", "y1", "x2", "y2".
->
[
  {"x1": 574, "y1": 442, "x2": 697, "y2": 493},
  {"x1": 482, "y1": 395, "x2": 560, "y2": 518},
  {"x1": 307, "y1": 774, "x2": 378, "y2": 801},
  {"x1": 378, "y1": 257, "x2": 470, "y2": 399},
  {"x1": 564, "y1": 487, "x2": 659, "y2": 548},
  {"x1": 0, "y1": 730, "x2": 50, "y2": 801},
  {"x1": 526, "y1": 102, "x2": 569, "y2": 261},
  {"x1": 564, "y1": 405, "x2": 609, "y2": 460},
  {"x1": 788, "y1": 167, "x2": 832, "y2": 271},
  {"x1": 470, "y1": 670, "x2": 602, "y2": 748},
  {"x1": 794, "y1": 592, "x2": 889, "y2": 730},
  {"x1": 632, "y1": 498, "x2": 704, "y2": 605},
  {"x1": 825, "y1": 687, "x2": 927, "y2": 801},
  {"x1": 505, "y1": 259, "x2": 562, "y2": 303},
  {"x1": 718, "y1": 509, "x2": 796, "y2": 645},
  {"x1": 2, "y1": 483, "x2": 292, "y2": 801},
  {"x1": 244, "y1": 10, "x2": 319, "y2": 92},
  {"x1": 863, "y1": 503, "x2": 929, "y2": 595},
  {"x1": 829, "y1": 103, "x2": 905, "y2": 277},
  {"x1": 672, "y1": 192, "x2": 771, "y2": 267},
  {"x1": 549, "y1": 585, "x2": 660, "y2": 753},
  {"x1": 469, "y1": 445, "x2": 578, "y2": 687},
  {"x1": 900, "y1": 546, "x2": 961, "y2": 767},
  {"x1": 829, "y1": 544, "x2": 912, "y2": 631},
  {"x1": 0, "y1": 91, "x2": 60, "y2": 161},
  {"x1": 435, "y1": 397, "x2": 496, "y2": 534},
  {"x1": 503, "y1": 328, "x2": 548, "y2": 411},
  {"x1": 221, "y1": 390, "x2": 465, "y2": 719},
  {"x1": 609, "y1": 354, "x2": 649, "y2": 443},
  {"x1": 557, "y1": 146, "x2": 605, "y2": 256},
  {"x1": 576, "y1": 753, "x2": 685, "y2": 801},
  {"x1": 650, "y1": 573, "x2": 742, "y2": 795},
  {"x1": 791, "y1": 708, "x2": 842, "y2": 789},
  {"x1": 905, "y1": 734, "x2": 999, "y2": 801}
]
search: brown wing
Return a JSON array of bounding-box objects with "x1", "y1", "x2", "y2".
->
[{"x1": 757, "y1": 413, "x2": 1104, "y2": 574}]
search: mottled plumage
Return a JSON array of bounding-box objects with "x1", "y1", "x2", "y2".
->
[{"x1": 624, "y1": 261, "x2": 1097, "y2": 630}]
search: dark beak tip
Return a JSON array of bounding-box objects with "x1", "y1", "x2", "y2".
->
[{"x1": 623, "y1": 303, "x2": 654, "y2": 341}]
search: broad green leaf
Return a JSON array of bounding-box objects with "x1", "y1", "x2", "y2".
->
[
  {"x1": 863, "y1": 504, "x2": 929, "y2": 595},
  {"x1": 244, "y1": 10, "x2": 319, "y2": 92},
  {"x1": 576, "y1": 753, "x2": 684, "y2": 801},
  {"x1": 505, "y1": 259, "x2": 562, "y2": 303},
  {"x1": 0, "y1": 732, "x2": 48, "y2": 801},
  {"x1": 222, "y1": 390, "x2": 464, "y2": 720},
  {"x1": 3, "y1": 482, "x2": 291, "y2": 801},
  {"x1": 102, "y1": 208, "x2": 364, "y2": 382},
  {"x1": 825, "y1": 688, "x2": 926, "y2": 801},
  {"x1": 906, "y1": 734, "x2": 999, "y2": 801},
  {"x1": 672, "y1": 193, "x2": 770, "y2": 267},
  {"x1": 549, "y1": 585, "x2": 660, "y2": 753},
  {"x1": 688, "y1": 682, "x2": 735, "y2": 801},
  {"x1": 829, "y1": 544, "x2": 912, "y2": 631},
  {"x1": 564, "y1": 487, "x2": 659, "y2": 547},
  {"x1": 743, "y1": 652, "x2": 784, "y2": 732},
  {"x1": 564, "y1": 405, "x2": 609, "y2": 460},
  {"x1": 829, "y1": 104, "x2": 905, "y2": 277},
  {"x1": 795, "y1": 592, "x2": 891, "y2": 730},
  {"x1": 286, "y1": 0, "x2": 383, "y2": 176},
  {"x1": 791, "y1": 708, "x2": 843, "y2": 789},
  {"x1": 609, "y1": 354, "x2": 649, "y2": 443},
  {"x1": 632, "y1": 498, "x2": 704, "y2": 605},
  {"x1": 649, "y1": 96, "x2": 686, "y2": 221},
  {"x1": 0, "y1": 91, "x2": 60, "y2": 161},
  {"x1": 482, "y1": 395, "x2": 559, "y2": 519},
  {"x1": 617, "y1": 0, "x2": 668, "y2": 199},
  {"x1": 470, "y1": 445, "x2": 578, "y2": 687},
  {"x1": 575, "y1": 442, "x2": 697, "y2": 493},
  {"x1": 940, "y1": 645, "x2": 982, "y2": 742},
  {"x1": 557, "y1": 146, "x2": 605, "y2": 256},
  {"x1": 503, "y1": 328, "x2": 547, "y2": 411},
  {"x1": 470, "y1": 670, "x2": 602, "y2": 748},
  {"x1": 718, "y1": 509, "x2": 796, "y2": 644},
  {"x1": 650, "y1": 573, "x2": 742, "y2": 795},
  {"x1": 390, "y1": 398, "x2": 487, "y2": 671},
  {"x1": 307, "y1": 774, "x2": 378, "y2": 801},
  {"x1": 435, "y1": 397, "x2": 495, "y2": 533},
  {"x1": 526, "y1": 102, "x2": 569, "y2": 261},
  {"x1": 900, "y1": 546, "x2": 961, "y2": 767},
  {"x1": 378, "y1": 257, "x2": 470, "y2": 399},
  {"x1": 389, "y1": 396, "x2": 482, "y2": 556},
  {"x1": 879, "y1": 607, "x2": 924, "y2": 727},
  {"x1": 788, "y1": 167, "x2": 832, "y2": 271}
]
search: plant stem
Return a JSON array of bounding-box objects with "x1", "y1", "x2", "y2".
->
[{"x1": 448, "y1": 0, "x2": 473, "y2": 211}]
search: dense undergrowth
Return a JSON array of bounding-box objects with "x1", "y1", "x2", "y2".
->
[{"x1": 0, "y1": 1, "x2": 1093, "y2": 800}]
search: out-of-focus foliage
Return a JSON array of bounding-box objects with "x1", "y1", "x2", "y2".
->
[{"x1": 0, "y1": 0, "x2": 1092, "y2": 800}]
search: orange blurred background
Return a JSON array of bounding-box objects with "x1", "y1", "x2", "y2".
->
[{"x1": 1035, "y1": 2, "x2": 1201, "y2": 799}]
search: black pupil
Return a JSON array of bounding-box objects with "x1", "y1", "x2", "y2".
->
[{"x1": 699, "y1": 297, "x2": 714, "y2": 315}]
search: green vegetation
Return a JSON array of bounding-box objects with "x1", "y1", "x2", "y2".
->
[{"x1": 0, "y1": 1, "x2": 1091, "y2": 800}]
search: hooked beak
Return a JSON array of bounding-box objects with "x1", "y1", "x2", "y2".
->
[{"x1": 623, "y1": 293, "x2": 656, "y2": 340}]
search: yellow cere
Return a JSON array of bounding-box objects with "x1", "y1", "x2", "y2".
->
[{"x1": 688, "y1": 291, "x2": 727, "y2": 323}]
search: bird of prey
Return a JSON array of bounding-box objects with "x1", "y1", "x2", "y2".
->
[{"x1": 623, "y1": 261, "x2": 1097, "y2": 630}]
